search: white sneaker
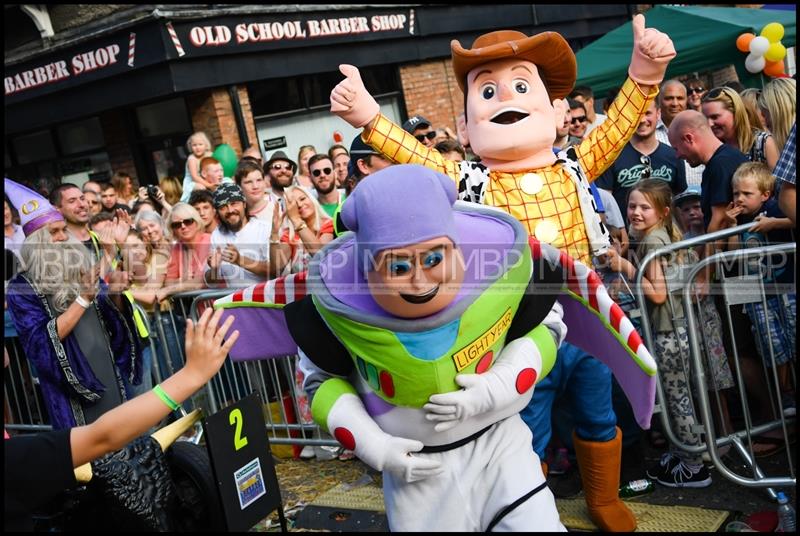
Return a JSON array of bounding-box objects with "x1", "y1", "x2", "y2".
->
[{"x1": 299, "y1": 445, "x2": 315, "y2": 459}]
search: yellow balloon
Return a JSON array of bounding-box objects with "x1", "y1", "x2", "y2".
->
[
  {"x1": 765, "y1": 42, "x2": 787, "y2": 62},
  {"x1": 760, "y1": 22, "x2": 785, "y2": 43}
]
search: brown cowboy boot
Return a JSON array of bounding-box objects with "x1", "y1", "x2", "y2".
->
[{"x1": 573, "y1": 426, "x2": 636, "y2": 532}]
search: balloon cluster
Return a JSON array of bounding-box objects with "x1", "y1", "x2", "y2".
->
[{"x1": 736, "y1": 22, "x2": 787, "y2": 77}]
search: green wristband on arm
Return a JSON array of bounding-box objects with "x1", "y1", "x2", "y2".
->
[{"x1": 153, "y1": 384, "x2": 180, "y2": 411}]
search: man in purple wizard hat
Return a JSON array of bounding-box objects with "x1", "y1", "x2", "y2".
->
[{"x1": 5, "y1": 178, "x2": 143, "y2": 429}]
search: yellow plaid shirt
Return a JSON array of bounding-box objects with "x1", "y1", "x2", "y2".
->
[{"x1": 363, "y1": 78, "x2": 656, "y2": 264}]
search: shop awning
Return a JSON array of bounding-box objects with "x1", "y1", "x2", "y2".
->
[{"x1": 575, "y1": 5, "x2": 797, "y2": 95}]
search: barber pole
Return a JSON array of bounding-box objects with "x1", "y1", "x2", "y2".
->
[
  {"x1": 409, "y1": 9, "x2": 415, "y2": 35},
  {"x1": 166, "y1": 22, "x2": 186, "y2": 57},
  {"x1": 127, "y1": 32, "x2": 136, "y2": 67}
]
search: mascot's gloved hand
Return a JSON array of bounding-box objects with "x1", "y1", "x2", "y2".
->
[
  {"x1": 628, "y1": 13, "x2": 676, "y2": 86},
  {"x1": 330, "y1": 64, "x2": 380, "y2": 128},
  {"x1": 423, "y1": 337, "x2": 542, "y2": 432},
  {"x1": 318, "y1": 386, "x2": 443, "y2": 483}
]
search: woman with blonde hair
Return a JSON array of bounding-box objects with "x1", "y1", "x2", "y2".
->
[
  {"x1": 757, "y1": 77, "x2": 796, "y2": 154},
  {"x1": 701, "y1": 86, "x2": 779, "y2": 169},
  {"x1": 268, "y1": 185, "x2": 333, "y2": 275},
  {"x1": 295, "y1": 144, "x2": 317, "y2": 190},
  {"x1": 159, "y1": 176, "x2": 183, "y2": 206}
]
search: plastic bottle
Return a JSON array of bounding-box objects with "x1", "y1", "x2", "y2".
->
[
  {"x1": 776, "y1": 491, "x2": 796, "y2": 532},
  {"x1": 619, "y1": 478, "x2": 655, "y2": 498}
]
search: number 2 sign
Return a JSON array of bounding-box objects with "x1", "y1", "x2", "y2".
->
[{"x1": 203, "y1": 391, "x2": 286, "y2": 532}]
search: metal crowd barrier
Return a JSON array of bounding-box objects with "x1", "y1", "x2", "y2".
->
[
  {"x1": 166, "y1": 288, "x2": 336, "y2": 451},
  {"x1": 634, "y1": 223, "x2": 796, "y2": 498},
  {"x1": 4, "y1": 335, "x2": 50, "y2": 432}
]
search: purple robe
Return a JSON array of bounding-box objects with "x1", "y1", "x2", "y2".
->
[{"x1": 7, "y1": 274, "x2": 142, "y2": 429}]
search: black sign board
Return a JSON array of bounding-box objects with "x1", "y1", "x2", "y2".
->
[
  {"x1": 203, "y1": 391, "x2": 285, "y2": 532},
  {"x1": 263, "y1": 136, "x2": 287, "y2": 151}
]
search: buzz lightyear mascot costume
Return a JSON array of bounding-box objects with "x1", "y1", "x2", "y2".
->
[{"x1": 215, "y1": 164, "x2": 656, "y2": 531}]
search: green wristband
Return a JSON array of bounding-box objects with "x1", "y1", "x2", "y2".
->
[{"x1": 153, "y1": 384, "x2": 180, "y2": 411}]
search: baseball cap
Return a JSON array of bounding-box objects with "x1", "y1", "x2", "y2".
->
[
  {"x1": 348, "y1": 135, "x2": 381, "y2": 177},
  {"x1": 672, "y1": 185, "x2": 701, "y2": 206},
  {"x1": 402, "y1": 115, "x2": 432, "y2": 133}
]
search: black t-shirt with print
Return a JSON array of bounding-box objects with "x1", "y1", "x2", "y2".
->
[
  {"x1": 701, "y1": 144, "x2": 749, "y2": 228},
  {"x1": 596, "y1": 142, "x2": 686, "y2": 225}
]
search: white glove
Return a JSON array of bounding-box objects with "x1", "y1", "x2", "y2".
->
[
  {"x1": 324, "y1": 391, "x2": 443, "y2": 483},
  {"x1": 423, "y1": 337, "x2": 541, "y2": 432},
  {"x1": 376, "y1": 435, "x2": 445, "y2": 483}
]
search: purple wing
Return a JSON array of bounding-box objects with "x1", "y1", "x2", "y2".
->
[{"x1": 213, "y1": 272, "x2": 308, "y2": 361}]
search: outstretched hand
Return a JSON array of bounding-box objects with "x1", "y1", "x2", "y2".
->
[
  {"x1": 183, "y1": 307, "x2": 239, "y2": 385},
  {"x1": 628, "y1": 13, "x2": 676, "y2": 86},
  {"x1": 330, "y1": 64, "x2": 380, "y2": 128}
]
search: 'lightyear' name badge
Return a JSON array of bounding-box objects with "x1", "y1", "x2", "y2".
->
[{"x1": 451, "y1": 308, "x2": 512, "y2": 372}]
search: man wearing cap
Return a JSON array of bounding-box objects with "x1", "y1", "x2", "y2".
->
[
  {"x1": 264, "y1": 150, "x2": 297, "y2": 210},
  {"x1": 330, "y1": 14, "x2": 674, "y2": 532},
  {"x1": 402, "y1": 115, "x2": 437, "y2": 148},
  {"x1": 206, "y1": 182, "x2": 273, "y2": 287},
  {"x1": 5, "y1": 178, "x2": 142, "y2": 431}
]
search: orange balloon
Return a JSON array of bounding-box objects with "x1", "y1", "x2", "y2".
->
[
  {"x1": 736, "y1": 33, "x2": 756, "y2": 53},
  {"x1": 764, "y1": 59, "x2": 786, "y2": 77}
]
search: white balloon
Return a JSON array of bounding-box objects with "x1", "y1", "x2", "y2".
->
[
  {"x1": 749, "y1": 35, "x2": 770, "y2": 56},
  {"x1": 745, "y1": 53, "x2": 766, "y2": 73}
]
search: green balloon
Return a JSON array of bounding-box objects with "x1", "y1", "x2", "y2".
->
[{"x1": 212, "y1": 144, "x2": 238, "y2": 178}]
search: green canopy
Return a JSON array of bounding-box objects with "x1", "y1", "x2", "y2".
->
[{"x1": 575, "y1": 5, "x2": 796, "y2": 94}]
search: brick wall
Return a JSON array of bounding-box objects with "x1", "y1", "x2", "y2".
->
[
  {"x1": 187, "y1": 85, "x2": 258, "y2": 157},
  {"x1": 399, "y1": 59, "x2": 464, "y2": 134}
]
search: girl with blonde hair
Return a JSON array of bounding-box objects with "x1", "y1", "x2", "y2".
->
[{"x1": 180, "y1": 131, "x2": 214, "y2": 202}]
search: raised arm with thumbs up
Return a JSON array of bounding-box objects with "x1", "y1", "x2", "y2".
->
[
  {"x1": 330, "y1": 64, "x2": 380, "y2": 128},
  {"x1": 628, "y1": 13, "x2": 676, "y2": 88}
]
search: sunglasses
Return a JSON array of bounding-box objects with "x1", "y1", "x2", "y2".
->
[
  {"x1": 271, "y1": 163, "x2": 292, "y2": 171},
  {"x1": 687, "y1": 87, "x2": 705, "y2": 94},
  {"x1": 414, "y1": 131, "x2": 437, "y2": 143},
  {"x1": 639, "y1": 154, "x2": 652, "y2": 180},
  {"x1": 702, "y1": 87, "x2": 730, "y2": 103},
  {"x1": 170, "y1": 218, "x2": 196, "y2": 230},
  {"x1": 311, "y1": 167, "x2": 332, "y2": 177},
  {"x1": 570, "y1": 116, "x2": 587, "y2": 124}
]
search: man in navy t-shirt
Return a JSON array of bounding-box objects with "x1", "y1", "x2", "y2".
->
[
  {"x1": 596, "y1": 100, "x2": 686, "y2": 225},
  {"x1": 668, "y1": 110, "x2": 748, "y2": 232}
]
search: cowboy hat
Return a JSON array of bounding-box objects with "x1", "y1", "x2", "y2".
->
[{"x1": 451, "y1": 30, "x2": 576, "y2": 100}]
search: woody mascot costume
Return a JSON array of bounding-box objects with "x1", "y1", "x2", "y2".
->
[{"x1": 327, "y1": 14, "x2": 675, "y2": 532}]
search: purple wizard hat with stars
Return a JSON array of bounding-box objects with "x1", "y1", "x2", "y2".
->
[{"x1": 4, "y1": 178, "x2": 64, "y2": 236}]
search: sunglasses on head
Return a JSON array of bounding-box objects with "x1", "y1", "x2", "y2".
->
[
  {"x1": 702, "y1": 87, "x2": 729, "y2": 103},
  {"x1": 687, "y1": 87, "x2": 705, "y2": 94},
  {"x1": 639, "y1": 154, "x2": 652, "y2": 179},
  {"x1": 170, "y1": 218, "x2": 196, "y2": 230},
  {"x1": 414, "y1": 131, "x2": 437, "y2": 142},
  {"x1": 570, "y1": 116, "x2": 587, "y2": 124},
  {"x1": 311, "y1": 167, "x2": 332, "y2": 177},
  {"x1": 271, "y1": 163, "x2": 292, "y2": 171}
]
